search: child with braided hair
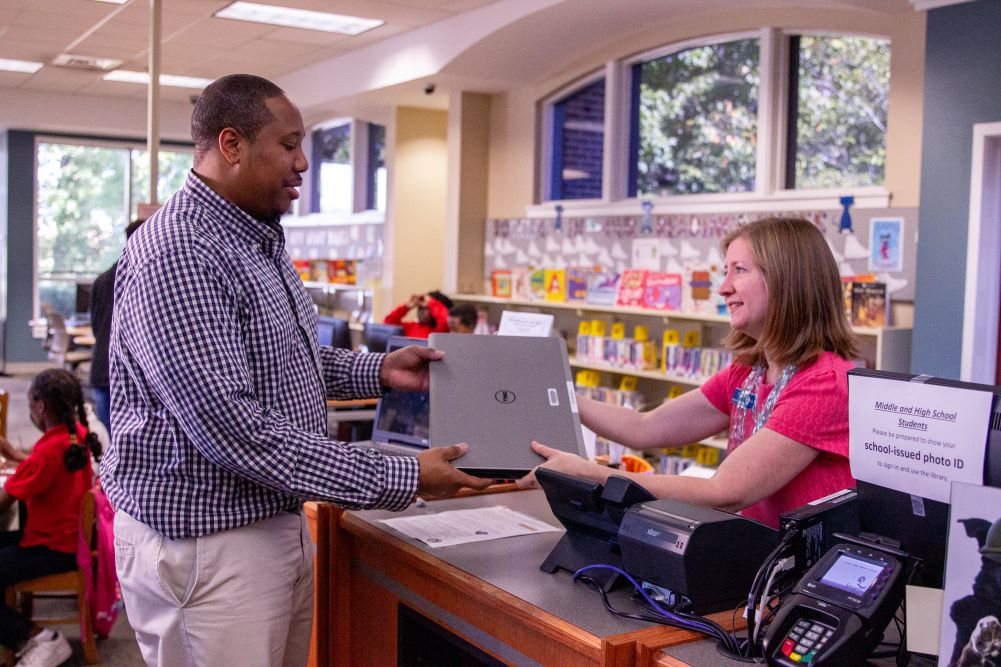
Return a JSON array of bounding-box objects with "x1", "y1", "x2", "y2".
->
[{"x1": 0, "y1": 368, "x2": 101, "y2": 666}]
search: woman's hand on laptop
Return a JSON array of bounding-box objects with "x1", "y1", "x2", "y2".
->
[
  {"x1": 380, "y1": 345, "x2": 444, "y2": 392},
  {"x1": 415, "y1": 443, "x2": 493, "y2": 500},
  {"x1": 516, "y1": 441, "x2": 595, "y2": 489}
]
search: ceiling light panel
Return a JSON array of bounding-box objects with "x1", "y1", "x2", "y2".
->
[
  {"x1": 214, "y1": 2, "x2": 384, "y2": 35},
  {"x1": 0, "y1": 58, "x2": 44, "y2": 74},
  {"x1": 103, "y1": 70, "x2": 214, "y2": 89},
  {"x1": 52, "y1": 53, "x2": 124, "y2": 71}
]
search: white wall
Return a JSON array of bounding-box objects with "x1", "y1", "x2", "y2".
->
[{"x1": 0, "y1": 88, "x2": 193, "y2": 141}]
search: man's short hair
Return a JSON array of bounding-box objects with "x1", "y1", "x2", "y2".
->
[{"x1": 190, "y1": 74, "x2": 285, "y2": 163}]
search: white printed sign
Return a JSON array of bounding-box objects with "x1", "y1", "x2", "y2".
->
[
  {"x1": 848, "y1": 375, "x2": 990, "y2": 502},
  {"x1": 497, "y1": 310, "x2": 554, "y2": 337}
]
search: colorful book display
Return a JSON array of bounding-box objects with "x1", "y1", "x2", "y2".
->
[
  {"x1": 491, "y1": 270, "x2": 513, "y2": 298},
  {"x1": 293, "y1": 259, "x2": 311, "y2": 282},
  {"x1": 642, "y1": 272, "x2": 683, "y2": 310},
  {"x1": 327, "y1": 259, "x2": 357, "y2": 284},
  {"x1": 566, "y1": 267, "x2": 591, "y2": 301},
  {"x1": 543, "y1": 268, "x2": 567, "y2": 302},
  {"x1": 586, "y1": 272, "x2": 620, "y2": 305},
  {"x1": 615, "y1": 269, "x2": 648, "y2": 307},
  {"x1": 528, "y1": 268, "x2": 547, "y2": 301},
  {"x1": 850, "y1": 282, "x2": 888, "y2": 327}
]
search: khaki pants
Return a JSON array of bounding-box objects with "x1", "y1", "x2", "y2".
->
[{"x1": 113, "y1": 510, "x2": 314, "y2": 667}]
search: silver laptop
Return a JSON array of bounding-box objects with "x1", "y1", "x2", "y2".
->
[
  {"x1": 351, "y1": 335, "x2": 430, "y2": 457},
  {"x1": 428, "y1": 333, "x2": 586, "y2": 478}
]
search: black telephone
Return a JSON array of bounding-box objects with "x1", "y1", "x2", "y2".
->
[{"x1": 762, "y1": 535, "x2": 908, "y2": 666}]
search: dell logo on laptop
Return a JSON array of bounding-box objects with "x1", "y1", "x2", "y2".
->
[{"x1": 495, "y1": 390, "x2": 516, "y2": 404}]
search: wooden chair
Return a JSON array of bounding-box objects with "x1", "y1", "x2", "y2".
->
[{"x1": 3, "y1": 489, "x2": 99, "y2": 665}]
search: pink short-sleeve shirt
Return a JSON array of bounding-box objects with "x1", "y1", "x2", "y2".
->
[{"x1": 700, "y1": 351, "x2": 857, "y2": 528}]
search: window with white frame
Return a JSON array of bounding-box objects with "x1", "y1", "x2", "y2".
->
[
  {"x1": 548, "y1": 78, "x2": 606, "y2": 201},
  {"x1": 310, "y1": 120, "x2": 387, "y2": 214},
  {"x1": 540, "y1": 30, "x2": 891, "y2": 205},
  {"x1": 631, "y1": 37, "x2": 760, "y2": 196},
  {"x1": 35, "y1": 139, "x2": 193, "y2": 317},
  {"x1": 786, "y1": 34, "x2": 890, "y2": 189}
]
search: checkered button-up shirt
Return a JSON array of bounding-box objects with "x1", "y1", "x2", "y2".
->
[{"x1": 100, "y1": 172, "x2": 419, "y2": 539}]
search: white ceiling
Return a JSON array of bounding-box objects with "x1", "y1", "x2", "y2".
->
[
  {"x1": 0, "y1": 0, "x2": 965, "y2": 127},
  {"x1": 0, "y1": 0, "x2": 500, "y2": 105}
]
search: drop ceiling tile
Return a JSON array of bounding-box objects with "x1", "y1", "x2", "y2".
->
[{"x1": 166, "y1": 17, "x2": 273, "y2": 47}]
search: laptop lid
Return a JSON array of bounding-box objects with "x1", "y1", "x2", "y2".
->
[
  {"x1": 428, "y1": 333, "x2": 586, "y2": 478},
  {"x1": 368, "y1": 335, "x2": 430, "y2": 450}
]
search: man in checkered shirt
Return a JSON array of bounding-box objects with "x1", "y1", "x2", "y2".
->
[{"x1": 101, "y1": 74, "x2": 490, "y2": 666}]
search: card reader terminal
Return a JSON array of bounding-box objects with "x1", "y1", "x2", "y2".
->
[{"x1": 763, "y1": 539, "x2": 906, "y2": 666}]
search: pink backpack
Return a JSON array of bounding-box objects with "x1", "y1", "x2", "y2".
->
[{"x1": 77, "y1": 485, "x2": 122, "y2": 638}]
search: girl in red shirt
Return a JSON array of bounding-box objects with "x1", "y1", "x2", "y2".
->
[
  {"x1": 383, "y1": 291, "x2": 452, "y2": 339},
  {"x1": 521, "y1": 217, "x2": 859, "y2": 529},
  {"x1": 0, "y1": 369, "x2": 102, "y2": 666}
]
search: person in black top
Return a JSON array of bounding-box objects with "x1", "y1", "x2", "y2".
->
[{"x1": 89, "y1": 218, "x2": 145, "y2": 434}]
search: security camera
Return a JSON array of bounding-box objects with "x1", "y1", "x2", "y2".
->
[{"x1": 423, "y1": 83, "x2": 436, "y2": 95}]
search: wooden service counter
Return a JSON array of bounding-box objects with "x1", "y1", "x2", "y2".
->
[{"x1": 307, "y1": 488, "x2": 743, "y2": 666}]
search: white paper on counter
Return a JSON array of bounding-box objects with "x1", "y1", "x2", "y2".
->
[
  {"x1": 379, "y1": 505, "x2": 560, "y2": 548},
  {"x1": 848, "y1": 374, "x2": 990, "y2": 502}
]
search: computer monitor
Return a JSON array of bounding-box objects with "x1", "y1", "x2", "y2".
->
[
  {"x1": 75, "y1": 282, "x2": 93, "y2": 318},
  {"x1": 364, "y1": 322, "x2": 404, "y2": 353},
  {"x1": 849, "y1": 368, "x2": 1001, "y2": 587},
  {"x1": 316, "y1": 315, "x2": 352, "y2": 349}
]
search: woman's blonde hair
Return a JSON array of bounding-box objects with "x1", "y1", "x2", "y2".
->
[{"x1": 721, "y1": 216, "x2": 859, "y2": 367}]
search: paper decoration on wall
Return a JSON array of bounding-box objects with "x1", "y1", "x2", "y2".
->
[
  {"x1": 680, "y1": 240, "x2": 701, "y2": 260},
  {"x1": 843, "y1": 234, "x2": 869, "y2": 260},
  {"x1": 705, "y1": 246, "x2": 724, "y2": 268},
  {"x1": 877, "y1": 272, "x2": 909, "y2": 295},
  {"x1": 482, "y1": 208, "x2": 914, "y2": 303},
  {"x1": 494, "y1": 255, "x2": 508, "y2": 268},
  {"x1": 869, "y1": 217, "x2": 904, "y2": 272},
  {"x1": 640, "y1": 200, "x2": 654, "y2": 234},
  {"x1": 631, "y1": 238, "x2": 661, "y2": 271},
  {"x1": 659, "y1": 238, "x2": 679, "y2": 256},
  {"x1": 838, "y1": 195, "x2": 855, "y2": 233}
]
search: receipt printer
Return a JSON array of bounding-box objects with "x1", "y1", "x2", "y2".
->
[{"x1": 618, "y1": 499, "x2": 779, "y2": 613}]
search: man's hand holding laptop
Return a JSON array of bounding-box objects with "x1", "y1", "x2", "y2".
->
[{"x1": 378, "y1": 343, "x2": 492, "y2": 500}]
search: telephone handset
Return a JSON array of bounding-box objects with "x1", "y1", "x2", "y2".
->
[{"x1": 762, "y1": 536, "x2": 908, "y2": 665}]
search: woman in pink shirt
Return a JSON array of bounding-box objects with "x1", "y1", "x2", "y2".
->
[{"x1": 521, "y1": 217, "x2": 859, "y2": 529}]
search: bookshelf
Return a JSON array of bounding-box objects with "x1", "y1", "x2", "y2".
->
[
  {"x1": 451, "y1": 294, "x2": 912, "y2": 452},
  {"x1": 451, "y1": 294, "x2": 911, "y2": 373}
]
